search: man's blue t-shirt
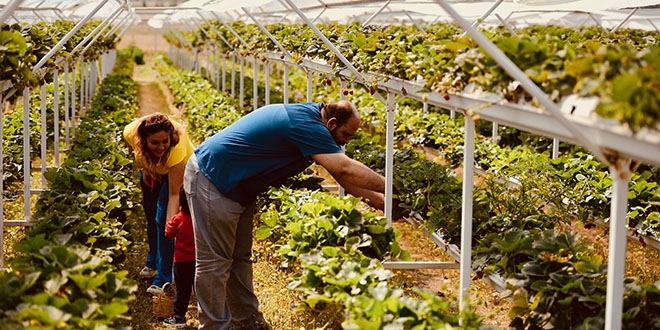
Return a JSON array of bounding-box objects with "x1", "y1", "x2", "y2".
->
[{"x1": 195, "y1": 102, "x2": 343, "y2": 205}]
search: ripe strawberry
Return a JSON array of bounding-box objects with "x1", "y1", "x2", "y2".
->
[{"x1": 442, "y1": 92, "x2": 450, "y2": 100}]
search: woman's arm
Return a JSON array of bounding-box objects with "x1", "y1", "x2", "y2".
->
[{"x1": 165, "y1": 160, "x2": 186, "y2": 225}]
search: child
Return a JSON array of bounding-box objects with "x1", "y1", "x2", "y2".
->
[{"x1": 163, "y1": 188, "x2": 195, "y2": 328}]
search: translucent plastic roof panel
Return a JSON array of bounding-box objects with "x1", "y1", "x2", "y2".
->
[
  {"x1": 1, "y1": 0, "x2": 132, "y2": 24},
  {"x1": 148, "y1": 0, "x2": 660, "y2": 31}
]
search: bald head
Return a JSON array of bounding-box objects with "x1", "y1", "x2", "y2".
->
[
  {"x1": 325, "y1": 100, "x2": 360, "y2": 127},
  {"x1": 323, "y1": 100, "x2": 361, "y2": 146}
]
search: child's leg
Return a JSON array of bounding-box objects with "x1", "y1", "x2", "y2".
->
[{"x1": 173, "y1": 260, "x2": 196, "y2": 317}]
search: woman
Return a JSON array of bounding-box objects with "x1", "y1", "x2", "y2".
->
[{"x1": 123, "y1": 112, "x2": 195, "y2": 295}]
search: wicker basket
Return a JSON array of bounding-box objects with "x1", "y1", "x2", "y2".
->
[{"x1": 152, "y1": 282, "x2": 176, "y2": 318}]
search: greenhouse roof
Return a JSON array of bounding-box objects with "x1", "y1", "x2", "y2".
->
[
  {"x1": 3, "y1": 0, "x2": 660, "y2": 31},
  {"x1": 144, "y1": 0, "x2": 660, "y2": 31}
]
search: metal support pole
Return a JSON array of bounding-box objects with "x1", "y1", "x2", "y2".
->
[
  {"x1": 64, "y1": 64, "x2": 70, "y2": 150},
  {"x1": 306, "y1": 71, "x2": 313, "y2": 102},
  {"x1": 71, "y1": 63, "x2": 77, "y2": 133},
  {"x1": 0, "y1": 0, "x2": 23, "y2": 24},
  {"x1": 385, "y1": 92, "x2": 396, "y2": 224},
  {"x1": 363, "y1": 0, "x2": 391, "y2": 26},
  {"x1": 283, "y1": 64, "x2": 289, "y2": 103},
  {"x1": 611, "y1": 8, "x2": 638, "y2": 33},
  {"x1": 491, "y1": 122, "x2": 498, "y2": 144},
  {"x1": 459, "y1": 114, "x2": 475, "y2": 312},
  {"x1": 222, "y1": 56, "x2": 226, "y2": 93},
  {"x1": 282, "y1": 0, "x2": 366, "y2": 82},
  {"x1": 605, "y1": 159, "x2": 631, "y2": 330},
  {"x1": 242, "y1": 7, "x2": 293, "y2": 60},
  {"x1": 53, "y1": 67, "x2": 60, "y2": 166},
  {"x1": 232, "y1": 54, "x2": 237, "y2": 98},
  {"x1": 22, "y1": 87, "x2": 30, "y2": 222},
  {"x1": 495, "y1": 13, "x2": 517, "y2": 35},
  {"x1": 265, "y1": 62, "x2": 271, "y2": 105},
  {"x1": 239, "y1": 56, "x2": 244, "y2": 106},
  {"x1": 73, "y1": 4, "x2": 125, "y2": 55},
  {"x1": 40, "y1": 84, "x2": 47, "y2": 190},
  {"x1": 460, "y1": 0, "x2": 504, "y2": 38},
  {"x1": 253, "y1": 57, "x2": 258, "y2": 110}
]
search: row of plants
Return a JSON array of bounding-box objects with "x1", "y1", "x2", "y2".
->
[
  {"x1": 0, "y1": 49, "x2": 141, "y2": 329},
  {"x1": 165, "y1": 21, "x2": 660, "y2": 133},
  {"x1": 159, "y1": 45, "x2": 660, "y2": 328},
  {"x1": 0, "y1": 20, "x2": 117, "y2": 105}
]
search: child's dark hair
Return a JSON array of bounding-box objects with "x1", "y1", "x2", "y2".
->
[{"x1": 179, "y1": 187, "x2": 190, "y2": 214}]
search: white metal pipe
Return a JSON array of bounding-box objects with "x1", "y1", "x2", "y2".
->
[
  {"x1": 611, "y1": 8, "x2": 638, "y2": 33},
  {"x1": 71, "y1": 63, "x2": 77, "y2": 134},
  {"x1": 283, "y1": 64, "x2": 289, "y2": 104},
  {"x1": 605, "y1": 159, "x2": 631, "y2": 330},
  {"x1": 222, "y1": 56, "x2": 226, "y2": 93},
  {"x1": 22, "y1": 87, "x2": 31, "y2": 222},
  {"x1": 252, "y1": 57, "x2": 258, "y2": 110},
  {"x1": 459, "y1": 114, "x2": 475, "y2": 312},
  {"x1": 460, "y1": 0, "x2": 504, "y2": 38},
  {"x1": 73, "y1": 4, "x2": 124, "y2": 55},
  {"x1": 552, "y1": 138, "x2": 559, "y2": 159},
  {"x1": 282, "y1": 0, "x2": 365, "y2": 81},
  {"x1": 385, "y1": 93, "x2": 396, "y2": 224},
  {"x1": 363, "y1": 0, "x2": 391, "y2": 26},
  {"x1": 495, "y1": 13, "x2": 517, "y2": 35},
  {"x1": 491, "y1": 122, "x2": 498, "y2": 144},
  {"x1": 239, "y1": 56, "x2": 244, "y2": 106},
  {"x1": 0, "y1": 0, "x2": 23, "y2": 24},
  {"x1": 40, "y1": 84, "x2": 47, "y2": 190},
  {"x1": 197, "y1": 12, "x2": 233, "y2": 51},
  {"x1": 54, "y1": 67, "x2": 60, "y2": 167},
  {"x1": 64, "y1": 64, "x2": 69, "y2": 150},
  {"x1": 230, "y1": 54, "x2": 236, "y2": 97},
  {"x1": 265, "y1": 62, "x2": 271, "y2": 105},
  {"x1": 212, "y1": 12, "x2": 250, "y2": 49},
  {"x1": 33, "y1": 0, "x2": 112, "y2": 72},
  {"x1": 80, "y1": 62, "x2": 86, "y2": 115},
  {"x1": 105, "y1": 11, "x2": 130, "y2": 38},
  {"x1": 242, "y1": 7, "x2": 292, "y2": 60},
  {"x1": 306, "y1": 71, "x2": 313, "y2": 102},
  {"x1": 587, "y1": 12, "x2": 607, "y2": 31}
]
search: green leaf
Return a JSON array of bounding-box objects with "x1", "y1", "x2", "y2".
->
[{"x1": 254, "y1": 226, "x2": 272, "y2": 240}]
